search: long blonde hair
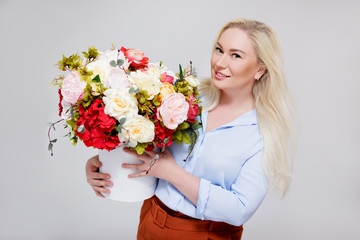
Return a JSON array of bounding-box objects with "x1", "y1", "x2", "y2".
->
[{"x1": 199, "y1": 19, "x2": 296, "y2": 197}]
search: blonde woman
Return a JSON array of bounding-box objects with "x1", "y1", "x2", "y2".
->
[{"x1": 86, "y1": 18, "x2": 295, "y2": 240}]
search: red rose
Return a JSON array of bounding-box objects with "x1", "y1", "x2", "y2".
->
[
  {"x1": 186, "y1": 94, "x2": 200, "y2": 123},
  {"x1": 76, "y1": 99, "x2": 120, "y2": 151},
  {"x1": 58, "y1": 89, "x2": 63, "y2": 117},
  {"x1": 120, "y1": 47, "x2": 149, "y2": 70}
]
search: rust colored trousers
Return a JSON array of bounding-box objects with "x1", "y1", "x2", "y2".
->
[{"x1": 137, "y1": 196, "x2": 243, "y2": 240}]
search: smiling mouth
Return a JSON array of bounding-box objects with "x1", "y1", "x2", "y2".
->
[{"x1": 215, "y1": 71, "x2": 230, "y2": 79}]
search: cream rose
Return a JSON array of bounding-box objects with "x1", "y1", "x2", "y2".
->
[
  {"x1": 158, "y1": 93, "x2": 189, "y2": 130},
  {"x1": 119, "y1": 115, "x2": 155, "y2": 146},
  {"x1": 103, "y1": 88, "x2": 138, "y2": 120},
  {"x1": 159, "y1": 82, "x2": 176, "y2": 101},
  {"x1": 86, "y1": 60, "x2": 109, "y2": 84},
  {"x1": 185, "y1": 75, "x2": 199, "y2": 87},
  {"x1": 129, "y1": 68, "x2": 163, "y2": 100}
]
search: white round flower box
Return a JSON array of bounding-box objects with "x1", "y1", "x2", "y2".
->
[{"x1": 99, "y1": 146, "x2": 158, "y2": 202}]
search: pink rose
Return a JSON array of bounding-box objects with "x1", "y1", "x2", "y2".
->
[
  {"x1": 61, "y1": 71, "x2": 86, "y2": 105},
  {"x1": 160, "y1": 72, "x2": 174, "y2": 84},
  {"x1": 186, "y1": 94, "x2": 200, "y2": 123},
  {"x1": 158, "y1": 93, "x2": 189, "y2": 130},
  {"x1": 120, "y1": 47, "x2": 148, "y2": 70}
]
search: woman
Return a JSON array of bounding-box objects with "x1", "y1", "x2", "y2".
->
[{"x1": 86, "y1": 18, "x2": 295, "y2": 239}]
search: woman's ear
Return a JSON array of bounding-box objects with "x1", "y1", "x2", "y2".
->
[{"x1": 255, "y1": 66, "x2": 266, "y2": 80}]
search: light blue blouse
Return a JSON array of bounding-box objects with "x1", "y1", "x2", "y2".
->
[{"x1": 155, "y1": 109, "x2": 268, "y2": 226}]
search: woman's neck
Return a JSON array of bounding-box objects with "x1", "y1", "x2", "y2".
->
[{"x1": 217, "y1": 89, "x2": 255, "y2": 113}]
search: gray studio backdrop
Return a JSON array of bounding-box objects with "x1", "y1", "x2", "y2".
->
[{"x1": 0, "y1": 0, "x2": 359, "y2": 239}]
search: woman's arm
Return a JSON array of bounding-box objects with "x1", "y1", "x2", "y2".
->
[
  {"x1": 122, "y1": 148, "x2": 267, "y2": 226},
  {"x1": 122, "y1": 148, "x2": 201, "y2": 206}
]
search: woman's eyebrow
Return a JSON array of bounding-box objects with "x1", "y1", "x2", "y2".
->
[{"x1": 216, "y1": 42, "x2": 246, "y2": 55}]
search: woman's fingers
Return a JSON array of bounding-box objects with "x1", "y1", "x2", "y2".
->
[
  {"x1": 128, "y1": 171, "x2": 147, "y2": 178},
  {"x1": 87, "y1": 178, "x2": 112, "y2": 187},
  {"x1": 93, "y1": 189, "x2": 105, "y2": 198},
  {"x1": 87, "y1": 171, "x2": 111, "y2": 180},
  {"x1": 93, "y1": 186, "x2": 110, "y2": 194}
]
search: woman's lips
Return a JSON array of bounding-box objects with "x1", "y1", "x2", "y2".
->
[{"x1": 214, "y1": 71, "x2": 230, "y2": 80}]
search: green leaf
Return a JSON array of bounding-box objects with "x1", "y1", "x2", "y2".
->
[
  {"x1": 48, "y1": 143, "x2": 53, "y2": 151},
  {"x1": 117, "y1": 125, "x2": 122, "y2": 133},
  {"x1": 77, "y1": 125, "x2": 85, "y2": 133},
  {"x1": 119, "y1": 117, "x2": 126, "y2": 126},
  {"x1": 92, "y1": 74, "x2": 101, "y2": 83},
  {"x1": 135, "y1": 145, "x2": 145, "y2": 155},
  {"x1": 178, "y1": 122, "x2": 190, "y2": 130},
  {"x1": 174, "y1": 138, "x2": 181, "y2": 144},
  {"x1": 50, "y1": 139, "x2": 57, "y2": 143},
  {"x1": 173, "y1": 130, "x2": 182, "y2": 141},
  {"x1": 164, "y1": 137, "x2": 170, "y2": 144},
  {"x1": 110, "y1": 60, "x2": 117, "y2": 67},
  {"x1": 181, "y1": 132, "x2": 191, "y2": 144},
  {"x1": 129, "y1": 87, "x2": 135, "y2": 94},
  {"x1": 117, "y1": 59, "x2": 124, "y2": 66},
  {"x1": 179, "y1": 64, "x2": 183, "y2": 80},
  {"x1": 191, "y1": 122, "x2": 200, "y2": 130}
]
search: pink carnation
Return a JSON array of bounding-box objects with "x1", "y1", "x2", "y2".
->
[
  {"x1": 61, "y1": 71, "x2": 86, "y2": 105},
  {"x1": 158, "y1": 93, "x2": 189, "y2": 130}
]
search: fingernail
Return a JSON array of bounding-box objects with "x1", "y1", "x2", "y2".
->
[
  {"x1": 106, "y1": 175, "x2": 111, "y2": 179},
  {"x1": 107, "y1": 182, "x2": 113, "y2": 187}
]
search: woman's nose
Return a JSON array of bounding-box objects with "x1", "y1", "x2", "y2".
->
[{"x1": 215, "y1": 54, "x2": 228, "y2": 69}]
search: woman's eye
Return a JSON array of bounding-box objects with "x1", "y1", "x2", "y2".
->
[
  {"x1": 232, "y1": 53, "x2": 241, "y2": 59},
  {"x1": 215, "y1": 47, "x2": 223, "y2": 53}
]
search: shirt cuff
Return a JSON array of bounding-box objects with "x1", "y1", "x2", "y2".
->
[{"x1": 196, "y1": 177, "x2": 211, "y2": 220}]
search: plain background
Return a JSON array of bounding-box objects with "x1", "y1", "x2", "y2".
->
[{"x1": 0, "y1": 0, "x2": 359, "y2": 239}]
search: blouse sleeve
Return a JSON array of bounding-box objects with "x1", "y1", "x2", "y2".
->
[{"x1": 196, "y1": 150, "x2": 268, "y2": 226}]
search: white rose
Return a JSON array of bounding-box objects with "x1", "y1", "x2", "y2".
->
[
  {"x1": 119, "y1": 115, "x2": 155, "y2": 146},
  {"x1": 96, "y1": 49, "x2": 130, "y2": 70},
  {"x1": 185, "y1": 75, "x2": 199, "y2": 87},
  {"x1": 106, "y1": 68, "x2": 132, "y2": 89},
  {"x1": 129, "y1": 68, "x2": 163, "y2": 100},
  {"x1": 103, "y1": 88, "x2": 138, "y2": 120},
  {"x1": 86, "y1": 60, "x2": 109, "y2": 84}
]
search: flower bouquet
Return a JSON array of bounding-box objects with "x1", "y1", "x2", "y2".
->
[{"x1": 48, "y1": 45, "x2": 201, "y2": 201}]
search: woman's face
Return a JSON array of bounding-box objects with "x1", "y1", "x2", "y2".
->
[{"x1": 210, "y1": 28, "x2": 264, "y2": 94}]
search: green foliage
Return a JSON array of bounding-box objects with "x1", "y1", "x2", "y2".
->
[
  {"x1": 66, "y1": 119, "x2": 77, "y2": 132},
  {"x1": 58, "y1": 54, "x2": 82, "y2": 71},
  {"x1": 132, "y1": 142, "x2": 152, "y2": 155},
  {"x1": 77, "y1": 125, "x2": 85, "y2": 133},
  {"x1": 81, "y1": 84, "x2": 95, "y2": 108},
  {"x1": 179, "y1": 64, "x2": 183, "y2": 80},
  {"x1": 117, "y1": 59, "x2": 124, "y2": 66},
  {"x1": 175, "y1": 81, "x2": 192, "y2": 96},
  {"x1": 191, "y1": 120, "x2": 201, "y2": 130},
  {"x1": 181, "y1": 132, "x2": 191, "y2": 144},
  {"x1": 173, "y1": 130, "x2": 182, "y2": 142},
  {"x1": 178, "y1": 122, "x2": 190, "y2": 130},
  {"x1": 136, "y1": 90, "x2": 156, "y2": 117},
  {"x1": 92, "y1": 74, "x2": 101, "y2": 83},
  {"x1": 82, "y1": 46, "x2": 99, "y2": 61}
]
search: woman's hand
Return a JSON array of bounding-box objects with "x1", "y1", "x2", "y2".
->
[
  {"x1": 121, "y1": 148, "x2": 178, "y2": 180},
  {"x1": 85, "y1": 155, "x2": 113, "y2": 198}
]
